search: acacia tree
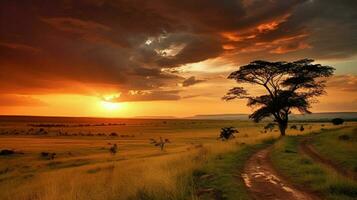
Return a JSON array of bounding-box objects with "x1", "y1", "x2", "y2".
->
[{"x1": 223, "y1": 59, "x2": 334, "y2": 136}]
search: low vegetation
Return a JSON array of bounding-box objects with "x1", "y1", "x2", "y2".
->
[
  {"x1": 332, "y1": 118, "x2": 345, "y2": 125},
  {"x1": 150, "y1": 137, "x2": 171, "y2": 151},
  {"x1": 218, "y1": 127, "x2": 239, "y2": 141},
  {"x1": 0, "y1": 118, "x2": 345, "y2": 200},
  {"x1": 271, "y1": 135, "x2": 357, "y2": 200},
  {"x1": 191, "y1": 139, "x2": 275, "y2": 200},
  {"x1": 310, "y1": 127, "x2": 357, "y2": 174}
]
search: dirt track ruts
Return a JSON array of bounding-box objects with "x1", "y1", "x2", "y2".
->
[
  {"x1": 241, "y1": 147, "x2": 320, "y2": 200},
  {"x1": 299, "y1": 138, "x2": 357, "y2": 181}
]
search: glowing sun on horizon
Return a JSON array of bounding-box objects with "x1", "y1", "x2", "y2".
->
[{"x1": 101, "y1": 101, "x2": 122, "y2": 111}]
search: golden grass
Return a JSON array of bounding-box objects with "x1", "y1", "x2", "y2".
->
[{"x1": 0, "y1": 120, "x2": 343, "y2": 200}]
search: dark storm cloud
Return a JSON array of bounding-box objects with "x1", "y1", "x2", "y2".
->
[{"x1": 0, "y1": 0, "x2": 356, "y2": 101}]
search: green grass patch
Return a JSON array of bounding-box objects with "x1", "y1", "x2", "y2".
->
[
  {"x1": 271, "y1": 136, "x2": 357, "y2": 200},
  {"x1": 191, "y1": 139, "x2": 275, "y2": 200},
  {"x1": 311, "y1": 127, "x2": 357, "y2": 173}
]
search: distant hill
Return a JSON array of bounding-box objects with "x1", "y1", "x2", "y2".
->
[
  {"x1": 1, "y1": 112, "x2": 357, "y2": 122},
  {"x1": 187, "y1": 112, "x2": 357, "y2": 121},
  {"x1": 186, "y1": 114, "x2": 249, "y2": 120},
  {"x1": 134, "y1": 116, "x2": 177, "y2": 119},
  {"x1": 289, "y1": 112, "x2": 357, "y2": 121}
]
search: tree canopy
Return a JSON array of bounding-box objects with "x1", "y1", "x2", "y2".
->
[{"x1": 223, "y1": 59, "x2": 334, "y2": 136}]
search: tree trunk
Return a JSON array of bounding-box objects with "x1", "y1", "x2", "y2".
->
[{"x1": 278, "y1": 123, "x2": 287, "y2": 136}]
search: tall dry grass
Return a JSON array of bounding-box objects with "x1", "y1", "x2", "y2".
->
[{"x1": 0, "y1": 122, "x2": 337, "y2": 200}]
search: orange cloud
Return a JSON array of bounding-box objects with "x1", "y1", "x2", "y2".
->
[
  {"x1": 257, "y1": 14, "x2": 290, "y2": 33},
  {"x1": 0, "y1": 95, "x2": 46, "y2": 107},
  {"x1": 222, "y1": 44, "x2": 236, "y2": 50},
  {"x1": 270, "y1": 41, "x2": 311, "y2": 54}
]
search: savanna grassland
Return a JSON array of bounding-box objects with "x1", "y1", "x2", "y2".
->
[
  {"x1": 271, "y1": 126, "x2": 357, "y2": 200},
  {"x1": 0, "y1": 116, "x2": 343, "y2": 200}
]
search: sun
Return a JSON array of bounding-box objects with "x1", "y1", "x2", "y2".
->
[{"x1": 101, "y1": 101, "x2": 122, "y2": 111}]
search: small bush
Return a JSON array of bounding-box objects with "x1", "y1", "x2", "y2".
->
[
  {"x1": 290, "y1": 125, "x2": 298, "y2": 130},
  {"x1": 338, "y1": 134, "x2": 350, "y2": 141},
  {"x1": 264, "y1": 123, "x2": 275, "y2": 132},
  {"x1": 332, "y1": 118, "x2": 344, "y2": 125},
  {"x1": 109, "y1": 132, "x2": 118, "y2": 137},
  {"x1": 300, "y1": 125, "x2": 305, "y2": 132},
  {"x1": 149, "y1": 137, "x2": 170, "y2": 151},
  {"x1": 218, "y1": 127, "x2": 238, "y2": 140},
  {"x1": 109, "y1": 144, "x2": 118, "y2": 155},
  {"x1": 0, "y1": 149, "x2": 15, "y2": 156},
  {"x1": 329, "y1": 183, "x2": 357, "y2": 197},
  {"x1": 41, "y1": 152, "x2": 56, "y2": 160}
]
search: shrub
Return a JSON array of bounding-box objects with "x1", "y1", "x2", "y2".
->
[
  {"x1": 264, "y1": 123, "x2": 275, "y2": 132},
  {"x1": 109, "y1": 132, "x2": 118, "y2": 137},
  {"x1": 41, "y1": 152, "x2": 56, "y2": 160},
  {"x1": 300, "y1": 125, "x2": 305, "y2": 132},
  {"x1": 149, "y1": 137, "x2": 170, "y2": 151},
  {"x1": 218, "y1": 127, "x2": 238, "y2": 140},
  {"x1": 338, "y1": 134, "x2": 350, "y2": 141},
  {"x1": 332, "y1": 118, "x2": 344, "y2": 125},
  {"x1": 290, "y1": 125, "x2": 298, "y2": 130},
  {"x1": 109, "y1": 144, "x2": 118, "y2": 155},
  {"x1": 0, "y1": 149, "x2": 15, "y2": 156}
]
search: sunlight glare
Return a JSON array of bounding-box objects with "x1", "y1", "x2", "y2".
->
[{"x1": 101, "y1": 101, "x2": 122, "y2": 111}]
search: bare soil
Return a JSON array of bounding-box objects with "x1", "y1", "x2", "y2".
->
[{"x1": 241, "y1": 147, "x2": 320, "y2": 200}]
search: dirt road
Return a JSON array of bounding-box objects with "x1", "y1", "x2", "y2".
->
[
  {"x1": 241, "y1": 148, "x2": 319, "y2": 200},
  {"x1": 299, "y1": 138, "x2": 357, "y2": 181}
]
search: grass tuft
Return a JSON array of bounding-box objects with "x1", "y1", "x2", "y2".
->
[{"x1": 271, "y1": 135, "x2": 357, "y2": 200}]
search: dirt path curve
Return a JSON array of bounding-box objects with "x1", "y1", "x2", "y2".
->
[
  {"x1": 241, "y1": 147, "x2": 320, "y2": 200},
  {"x1": 300, "y1": 138, "x2": 357, "y2": 181}
]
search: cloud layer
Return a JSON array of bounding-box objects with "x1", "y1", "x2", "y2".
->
[{"x1": 1, "y1": 0, "x2": 357, "y2": 103}]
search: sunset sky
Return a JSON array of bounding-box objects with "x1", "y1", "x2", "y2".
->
[{"x1": 1, "y1": 0, "x2": 357, "y2": 117}]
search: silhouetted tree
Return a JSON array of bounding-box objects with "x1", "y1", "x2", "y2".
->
[
  {"x1": 331, "y1": 118, "x2": 344, "y2": 125},
  {"x1": 223, "y1": 59, "x2": 334, "y2": 136},
  {"x1": 149, "y1": 137, "x2": 170, "y2": 151},
  {"x1": 218, "y1": 127, "x2": 238, "y2": 140}
]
